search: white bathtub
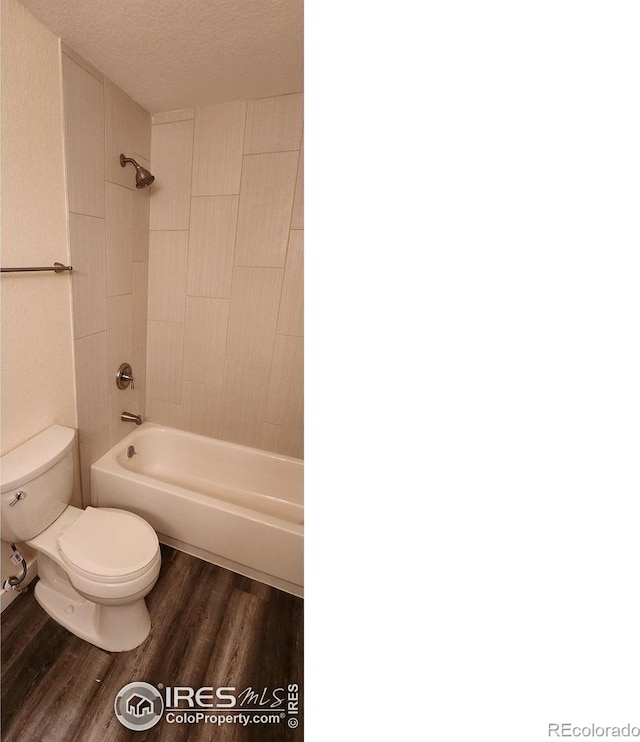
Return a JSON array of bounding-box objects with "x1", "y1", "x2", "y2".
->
[{"x1": 90, "y1": 423, "x2": 303, "y2": 596}]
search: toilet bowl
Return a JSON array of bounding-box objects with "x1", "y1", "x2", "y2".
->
[
  {"x1": 1, "y1": 425, "x2": 161, "y2": 652},
  {"x1": 27, "y1": 505, "x2": 161, "y2": 652}
]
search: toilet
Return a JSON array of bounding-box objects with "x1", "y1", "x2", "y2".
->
[{"x1": 0, "y1": 425, "x2": 161, "y2": 652}]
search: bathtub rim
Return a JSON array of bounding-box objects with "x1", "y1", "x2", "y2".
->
[
  {"x1": 91, "y1": 422, "x2": 303, "y2": 529},
  {"x1": 104, "y1": 421, "x2": 303, "y2": 467}
]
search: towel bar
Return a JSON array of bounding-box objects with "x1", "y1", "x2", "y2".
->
[{"x1": 1, "y1": 262, "x2": 73, "y2": 273}]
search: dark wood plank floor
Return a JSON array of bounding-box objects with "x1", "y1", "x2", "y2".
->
[{"x1": 1, "y1": 545, "x2": 303, "y2": 742}]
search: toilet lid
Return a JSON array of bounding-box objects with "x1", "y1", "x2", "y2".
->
[{"x1": 58, "y1": 507, "x2": 158, "y2": 578}]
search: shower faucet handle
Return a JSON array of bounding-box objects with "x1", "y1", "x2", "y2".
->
[
  {"x1": 122, "y1": 372, "x2": 135, "y2": 390},
  {"x1": 116, "y1": 362, "x2": 135, "y2": 390}
]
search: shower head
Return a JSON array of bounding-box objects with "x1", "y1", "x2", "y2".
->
[{"x1": 120, "y1": 154, "x2": 155, "y2": 188}]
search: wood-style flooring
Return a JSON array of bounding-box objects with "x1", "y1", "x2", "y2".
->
[{"x1": 1, "y1": 545, "x2": 303, "y2": 742}]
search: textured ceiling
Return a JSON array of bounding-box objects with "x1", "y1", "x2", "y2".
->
[{"x1": 20, "y1": 0, "x2": 303, "y2": 114}]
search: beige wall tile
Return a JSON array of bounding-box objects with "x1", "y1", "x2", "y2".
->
[
  {"x1": 143, "y1": 93, "x2": 303, "y2": 457},
  {"x1": 186, "y1": 196, "x2": 238, "y2": 298},
  {"x1": 265, "y1": 335, "x2": 303, "y2": 428},
  {"x1": 183, "y1": 297, "x2": 230, "y2": 387},
  {"x1": 291, "y1": 142, "x2": 303, "y2": 229},
  {"x1": 131, "y1": 348, "x2": 147, "y2": 419},
  {"x1": 277, "y1": 230, "x2": 303, "y2": 336},
  {"x1": 132, "y1": 261, "x2": 149, "y2": 352},
  {"x1": 133, "y1": 176, "x2": 151, "y2": 261},
  {"x1": 148, "y1": 231, "x2": 189, "y2": 323},
  {"x1": 244, "y1": 94, "x2": 303, "y2": 154},
  {"x1": 149, "y1": 119, "x2": 194, "y2": 230},
  {"x1": 61, "y1": 53, "x2": 152, "y2": 487},
  {"x1": 108, "y1": 387, "x2": 135, "y2": 447},
  {"x1": 234, "y1": 152, "x2": 299, "y2": 267},
  {"x1": 106, "y1": 294, "x2": 133, "y2": 394},
  {"x1": 75, "y1": 332, "x2": 108, "y2": 441},
  {"x1": 219, "y1": 361, "x2": 271, "y2": 447},
  {"x1": 105, "y1": 79, "x2": 149, "y2": 188},
  {"x1": 227, "y1": 267, "x2": 284, "y2": 365},
  {"x1": 146, "y1": 398, "x2": 183, "y2": 427},
  {"x1": 134, "y1": 107, "x2": 152, "y2": 162},
  {"x1": 261, "y1": 423, "x2": 304, "y2": 459},
  {"x1": 62, "y1": 54, "x2": 105, "y2": 217},
  {"x1": 62, "y1": 45, "x2": 103, "y2": 83},
  {"x1": 147, "y1": 321, "x2": 184, "y2": 403},
  {"x1": 181, "y1": 382, "x2": 223, "y2": 437},
  {"x1": 105, "y1": 182, "x2": 134, "y2": 296},
  {"x1": 191, "y1": 101, "x2": 247, "y2": 195},
  {"x1": 152, "y1": 109, "x2": 194, "y2": 125},
  {"x1": 79, "y1": 425, "x2": 109, "y2": 506},
  {"x1": 69, "y1": 213, "x2": 106, "y2": 339}
]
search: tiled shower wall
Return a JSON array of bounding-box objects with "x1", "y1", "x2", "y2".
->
[
  {"x1": 61, "y1": 46, "x2": 151, "y2": 503},
  {"x1": 146, "y1": 94, "x2": 304, "y2": 458}
]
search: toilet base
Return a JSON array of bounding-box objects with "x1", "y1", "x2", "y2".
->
[{"x1": 34, "y1": 579, "x2": 151, "y2": 652}]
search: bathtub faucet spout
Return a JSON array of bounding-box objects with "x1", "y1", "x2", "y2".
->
[{"x1": 121, "y1": 411, "x2": 143, "y2": 425}]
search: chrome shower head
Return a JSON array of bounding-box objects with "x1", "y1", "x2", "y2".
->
[{"x1": 120, "y1": 154, "x2": 155, "y2": 188}]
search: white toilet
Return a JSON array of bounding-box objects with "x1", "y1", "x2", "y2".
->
[{"x1": 0, "y1": 425, "x2": 161, "y2": 652}]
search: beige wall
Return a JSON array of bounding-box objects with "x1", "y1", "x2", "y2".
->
[
  {"x1": 1, "y1": 0, "x2": 80, "y2": 579},
  {"x1": 146, "y1": 96, "x2": 303, "y2": 458},
  {"x1": 59, "y1": 46, "x2": 152, "y2": 503},
  {"x1": 0, "y1": 0, "x2": 77, "y2": 453}
]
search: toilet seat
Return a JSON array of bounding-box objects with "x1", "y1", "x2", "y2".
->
[{"x1": 58, "y1": 506, "x2": 159, "y2": 582}]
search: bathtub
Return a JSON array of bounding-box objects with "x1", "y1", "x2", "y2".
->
[{"x1": 90, "y1": 423, "x2": 303, "y2": 597}]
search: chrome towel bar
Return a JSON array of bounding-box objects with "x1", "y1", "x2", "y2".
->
[{"x1": 1, "y1": 262, "x2": 73, "y2": 274}]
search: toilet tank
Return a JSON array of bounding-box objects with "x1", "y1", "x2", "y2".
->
[{"x1": 1, "y1": 425, "x2": 75, "y2": 543}]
